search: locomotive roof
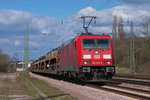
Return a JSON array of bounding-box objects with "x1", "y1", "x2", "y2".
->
[{"x1": 80, "y1": 33, "x2": 110, "y2": 36}]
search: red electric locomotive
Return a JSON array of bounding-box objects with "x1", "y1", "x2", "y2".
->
[
  {"x1": 59, "y1": 33, "x2": 115, "y2": 81},
  {"x1": 31, "y1": 16, "x2": 115, "y2": 82}
]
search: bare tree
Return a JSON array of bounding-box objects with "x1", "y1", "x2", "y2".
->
[
  {"x1": 112, "y1": 15, "x2": 117, "y2": 41},
  {"x1": 118, "y1": 16, "x2": 125, "y2": 40},
  {"x1": 140, "y1": 17, "x2": 150, "y2": 36}
]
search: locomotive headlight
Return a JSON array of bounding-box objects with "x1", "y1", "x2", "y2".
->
[
  {"x1": 83, "y1": 61, "x2": 90, "y2": 65},
  {"x1": 107, "y1": 61, "x2": 111, "y2": 64},
  {"x1": 105, "y1": 61, "x2": 111, "y2": 65},
  {"x1": 83, "y1": 54, "x2": 91, "y2": 59},
  {"x1": 95, "y1": 51, "x2": 98, "y2": 54},
  {"x1": 84, "y1": 61, "x2": 87, "y2": 64},
  {"x1": 103, "y1": 54, "x2": 111, "y2": 59}
]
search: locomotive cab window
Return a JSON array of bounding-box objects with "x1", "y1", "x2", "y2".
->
[
  {"x1": 82, "y1": 39, "x2": 110, "y2": 49},
  {"x1": 82, "y1": 39, "x2": 95, "y2": 48},
  {"x1": 97, "y1": 39, "x2": 110, "y2": 49}
]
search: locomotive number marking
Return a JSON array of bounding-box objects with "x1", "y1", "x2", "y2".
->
[
  {"x1": 94, "y1": 55, "x2": 100, "y2": 59},
  {"x1": 92, "y1": 62, "x2": 101, "y2": 64}
]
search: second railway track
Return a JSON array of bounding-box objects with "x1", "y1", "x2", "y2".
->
[
  {"x1": 115, "y1": 73, "x2": 150, "y2": 80},
  {"x1": 86, "y1": 83, "x2": 150, "y2": 100},
  {"x1": 112, "y1": 77, "x2": 150, "y2": 86}
]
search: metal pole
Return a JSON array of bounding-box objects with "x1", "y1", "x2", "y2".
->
[
  {"x1": 25, "y1": 22, "x2": 29, "y2": 75},
  {"x1": 146, "y1": 19, "x2": 149, "y2": 36},
  {"x1": 23, "y1": 34, "x2": 26, "y2": 72},
  {"x1": 130, "y1": 21, "x2": 136, "y2": 73},
  {"x1": 22, "y1": 49, "x2": 24, "y2": 72},
  {"x1": 132, "y1": 22, "x2": 135, "y2": 74},
  {"x1": 130, "y1": 21, "x2": 133, "y2": 73}
]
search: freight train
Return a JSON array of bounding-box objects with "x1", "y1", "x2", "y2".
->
[{"x1": 30, "y1": 33, "x2": 115, "y2": 81}]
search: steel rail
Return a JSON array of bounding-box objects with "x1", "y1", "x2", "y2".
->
[
  {"x1": 105, "y1": 84, "x2": 150, "y2": 95},
  {"x1": 115, "y1": 73, "x2": 150, "y2": 80},
  {"x1": 32, "y1": 72, "x2": 150, "y2": 100},
  {"x1": 86, "y1": 83, "x2": 150, "y2": 100},
  {"x1": 111, "y1": 78, "x2": 150, "y2": 86}
]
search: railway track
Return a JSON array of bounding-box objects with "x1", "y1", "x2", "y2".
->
[
  {"x1": 115, "y1": 73, "x2": 150, "y2": 80},
  {"x1": 33, "y1": 72, "x2": 150, "y2": 99},
  {"x1": 112, "y1": 77, "x2": 150, "y2": 86},
  {"x1": 86, "y1": 83, "x2": 150, "y2": 100}
]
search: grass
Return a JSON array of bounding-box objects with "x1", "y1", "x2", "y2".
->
[
  {"x1": 27, "y1": 75, "x2": 78, "y2": 100},
  {"x1": 17, "y1": 74, "x2": 41, "y2": 99},
  {"x1": 116, "y1": 66, "x2": 150, "y2": 75},
  {"x1": 115, "y1": 67, "x2": 131, "y2": 74},
  {"x1": 0, "y1": 88, "x2": 10, "y2": 100},
  {"x1": 17, "y1": 74, "x2": 78, "y2": 100}
]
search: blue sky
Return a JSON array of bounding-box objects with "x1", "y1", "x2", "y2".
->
[
  {"x1": 0, "y1": 0, "x2": 150, "y2": 61},
  {"x1": 0, "y1": 0, "x2": 122, "y2": 20}
]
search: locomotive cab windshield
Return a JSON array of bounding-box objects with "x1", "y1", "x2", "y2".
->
[{"x1": 82, "y1": 39, "x2": 110, "y2": 49}]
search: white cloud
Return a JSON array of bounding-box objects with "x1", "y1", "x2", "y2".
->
[
  {"x1": 14, "y1": 40, "x2": 20, "y2": 46},
  {"x1": 0, "y1": 10, "x2": 59, "y2": 36},
  {"x1": 93, "y1": 6, "x2": 149, "y2": 36},
  {"x1": 0, "y1": 5, "x2": 150, "y2": 60},
  {"x1": 29, "y1": 41, "x2": 39, "y2": 47},
  {"x1": 77, "y1": 6, "x2": 96, "y2": 17},
  {"x1": 1, "y1": 6, "x2": 148, "y2": 42},
  {"x1": 0, "y1": 38, "x2": 9, "y2": 43}
]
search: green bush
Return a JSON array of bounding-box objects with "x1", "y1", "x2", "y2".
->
[{"x1": 0, "y1": 49, "x2": 12, "y2": 72}]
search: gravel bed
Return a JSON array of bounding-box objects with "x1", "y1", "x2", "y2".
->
[{"x1": 29, "y1": 72, "x2": 135, "y2": 100}]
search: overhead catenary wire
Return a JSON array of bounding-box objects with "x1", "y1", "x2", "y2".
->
[
  {"x1": 131, "y1": 13, "x2": 150, "y2": 21},
  {"x1": 65, "y1": 0, "x2": 114, "y2": 24},
  {"x1": 74, "y1": 0, "x2": 114, "y2": 34},
  {"x1": 88, "y1": 0, "x2": 113, "y2": 15},
  {"x1": 95, "y1": 0, "x2": 113, "y2": 12}
]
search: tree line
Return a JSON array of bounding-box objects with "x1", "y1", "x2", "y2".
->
[{"x1": 112, "y1": 15, "x2": 150, "y2": 74}]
